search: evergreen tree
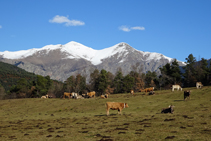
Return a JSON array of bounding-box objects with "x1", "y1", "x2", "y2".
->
[
  {"x1": 170, "y1": 59, "x2": 182, "y2": 84},
  {"x1": 183, "y1": 54, "x2": 197, "y2": 87},
  {"x1": 113, "y1": 69, "x2": 124, "y2": 93},
  {"x1": 196, "y1": 58, "x2": 209, "y2": 85},
  {"x1": 122, "y1": 74, "x2": 135, "y2": 92},
  {"x1": 145, "y1": 71, "x2": 157, "y2": 87},
  {"x1": 96, "y1": 69, "x2": 108, "y2": 94}
]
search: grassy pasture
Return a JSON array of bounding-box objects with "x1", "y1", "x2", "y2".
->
[{"x1": 0, "y1": 87, "x2": 211, "y2": 141}]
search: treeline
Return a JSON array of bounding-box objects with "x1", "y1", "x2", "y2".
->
[{"x1": 0, "y1": 54, "x2": 211, "y2": 99}]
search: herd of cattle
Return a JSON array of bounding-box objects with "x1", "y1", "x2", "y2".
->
[{"x1": 40, "y1": 82, "x2": 203, "y2": 115}]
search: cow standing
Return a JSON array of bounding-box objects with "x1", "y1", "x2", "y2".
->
[
  {"x1": 87, "y1": 91, "x2": 96, "y2": 98},
  {"x1": 106, "y1": 102, "x2": 129, "y2": 116},
  {"x1": 172, "y1": 85, "x2": 182, "y2": 91},
  {"x1": 130, "y1": 90, "x2": 134, "y2": 95},
  {"x1": 184, "y1": 90, "x2": 191, "y2": 100}
]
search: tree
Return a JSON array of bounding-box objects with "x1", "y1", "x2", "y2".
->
[
  {"x1": 35, "y1": 75, "x2": 49, "y2": 97},
  {"x1": 96, "y1": 69, "x2": 108, "y2": 94},
  {"x1": 89, "y1": 69, "x2": 100, "y2": 91},
  {"x1": 64, "y1": 76, "x2": 76, "y2": 92},
  {"x1": 170, "y1": 59, "x2": 182, "y2": 84},
  {"x1": 122, "y1": 74, "x2": 135, "y2": 92},
  {"x1": 145, "y1": 71, "x2": 157, "y2": 87},
  {"x1": 159, "y1": 59, "x2": 182, "y2": 88},
  {"x1": 196, "y1": 58, "x2": 209, "y2": 85},
  {"x1": 183, "y1": 54, "x2": 197, "y2": 87},
  {"x1": 113, "y1": 68, "x2": 124, "y2": 93},
  {"x1": 75, "y1": 74, "x2": 86, "y2": 94}
]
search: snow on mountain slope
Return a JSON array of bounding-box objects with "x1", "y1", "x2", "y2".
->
[{"x1": 0, "y1": 41, "x2": 175, "y2": 65}]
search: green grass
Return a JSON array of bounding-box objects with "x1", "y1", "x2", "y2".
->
[{"x1": 0, "y1": 87, "x2": 211, "y2": 140}]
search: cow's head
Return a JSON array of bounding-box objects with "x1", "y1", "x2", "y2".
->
[{"x1": 125, "y1": 103, "x2": 129, "y2": 108}]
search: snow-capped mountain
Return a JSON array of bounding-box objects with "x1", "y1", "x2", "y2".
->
[{"x1": 0, "y1": 41, "x2": 185, "y2": 81}]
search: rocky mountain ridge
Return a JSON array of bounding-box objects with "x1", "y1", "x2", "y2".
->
[{"x1": 0, "y1": 41, "x2": 185, "y2": 82}]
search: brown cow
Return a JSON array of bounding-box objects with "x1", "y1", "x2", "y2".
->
[
  {"x1": 130, "y1": 90, "x2": 134, "y2": 95},
  {"x1": 144, "y1": 87, "x2": 154, "y2": 93},
  {"x1": 139, "y1": 89, "x2": 145, "y2": 92},
  {"x1": 87, "y1": 91, "x2": 96, "y2": 98},
  {"x1": 63, "y1": 92, "x2": 72, "y2": 99},
  {"x1": 106, "y1": 102, "x2": 129, "y2": 116}
]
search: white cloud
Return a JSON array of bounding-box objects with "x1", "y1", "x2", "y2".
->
[
  {"x1": 0, "y1": 25, "x2": 2, "y2": 29},
  {"x1": 131, "y1": 26, "x2": 145, "y2": 30},
  {"x1": 119, "y1": 25, "x2": 145, "y2": 32},
  {"x1": 49, "y1": 15, "x2": 85, "y2": 26},
  {"x1": 119, "y1": 26, "x2": 131, "y2": 32}
]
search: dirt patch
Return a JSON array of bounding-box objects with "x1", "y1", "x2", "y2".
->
[
  {"x1": 115, "y1": 128, "x2": 128, "y2": 130},
  {"x1": 182, "y1": 115, "x2": 194, "y2": 119},
  {"x1": 47, "y1": 128, "x2": 54, "y2": 132},
  {"x1": 165, "y1": 136, "x2": 175, "y2": 139},
  {"x1": 78, "y1": 131, "x2": 88, "y2": 133},
  {"x1": 164, "y1": 118, "x2": 175, "y2": 121},
  {"x1": 136, "y1": 129, "x2": 145, "y2": 132},
  {"x1": 118, "y1": 132, "x2": 126, "y2": 134},
  {"x1": 180, "y1": 126, "x2": 186, "y2": 129}
]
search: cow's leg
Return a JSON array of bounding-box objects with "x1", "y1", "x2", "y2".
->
[
  {"x1": 118, "y1": 109, "x2": 120, "y2": 115},
  {"x1": 106, "y1": 109, "x2": 109, "y2": 116}
]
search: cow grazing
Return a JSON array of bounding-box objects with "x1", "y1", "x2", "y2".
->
[
  {"x1": 87, "y1": 91, "x2": 96, "y2": 98},
  {"x1": 184, "y1": 90, "x2": 191, "y2": 100},
  {"x1": 101, "y1": 94, "x2": 108, "y2": 99},
  {"x1": 196, "y1": 82, "x2": 203, "y2": 89},
  {"x1": 41, "y1": 95, "x2": 49, "y2": 99},
  {"x1": 63, "y1": 92, "x2": 72, "y2": 99},
  {"x1": 144, "y1": 87, "x2": 154, "y2": 93},
  {"x1": 106, "y1": 102, "x2": 129, "y2": 116},
  {"x1": 172, "y1": 85, "x2": 182, "y2": 91},
  {"x1": 130, "y1": 90, "x2": 134, "y2": 95},
  {"x1": 161, "y1": 105, "x2": 175, "y2": 114}
]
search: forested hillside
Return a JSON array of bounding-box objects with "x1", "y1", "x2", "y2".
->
[{"x1": 0, "y1": 61, "x2": 36, "y2": 91}]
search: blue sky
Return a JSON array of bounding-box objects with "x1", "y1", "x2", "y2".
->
[{"x1": 0, "y1": 0, "x2": 210, "y2": 62}]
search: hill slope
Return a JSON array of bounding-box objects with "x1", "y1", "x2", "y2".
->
[
  {"x1": 0, "y1": 61, "x2": 36, "y2": 91},
  {"x1": 0, "y1": 87, "x2": 210, "y2": 140}
]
